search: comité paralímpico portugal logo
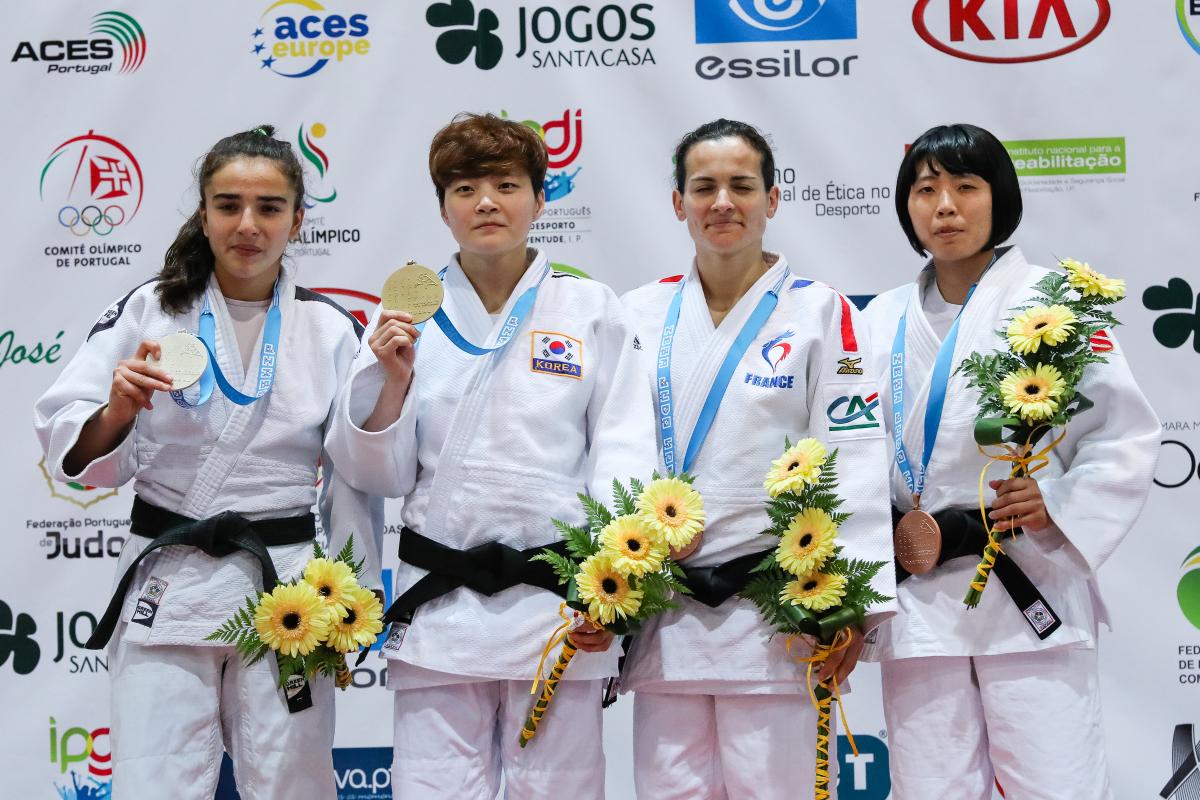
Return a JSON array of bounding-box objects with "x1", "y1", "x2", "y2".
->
[
  {"x1": 252, "y1": 0, "x2": 370, "y2": 78},
  {"x1": 297, "y1": 122, "x2": 337, "y2": 207},
  {"x1": 501, "y1": 109, "x2": 583, "y2": 202},
  {"x1": 1180, "y1": 545, "x2": 1200, "y2": 632},
  {"x1": 762, "y1": 330, "x2": 794, "y2": 373},
  {"x1": 10, "y1": 10, "x2": 146, "y2": 75},
  {"x1": 40, "y1": 131, "x2": 143, "y2": 237}
]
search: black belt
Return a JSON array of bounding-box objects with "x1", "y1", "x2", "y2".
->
[
  {"x1": 676, "y1": 549, "x2": 775, "y2": 608},
  {"x1": 892, "y1": 506, "x2": 1062, "y2": 640},
  {"x1": 87, "y1": 496, "x2": 316, "y2": 650}
]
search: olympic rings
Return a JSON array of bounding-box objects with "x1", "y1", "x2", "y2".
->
[{"x1": 58, "y1": 204, "x2": 125, "y2": 236}]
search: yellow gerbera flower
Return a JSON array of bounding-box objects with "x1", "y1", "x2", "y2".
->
[
  {"x1": 575, "y1": 554, "x2": 643, "y2": 626},
  {"x1": 1061, "y1": 258, "x2": 1126, "y2": 300},
  {"x1": 600, "y1": 515, "x2": 668, "y2": 578},
  {"x1": 325, "y1": 585, "x2": 384, "y2": 654},
  {"x1": 1000, "y1": 363, "x2": 1067, "y2": 422},
  {"x1": 763, "y1": 438, "x2": 827, "y2": 498},
  {"x1": 254, "y1": 582, "x2": 334, "y2": 658},
  {"x1": 303, "y1": 557, "x2": 358, "y2": 615},
  {"x1": 1006, "y1": 305, "x2": 1077, "y2": 355},
  {"x1": 775, "y1": 508, "x2": 838, "y2": 576},
  {"x1": 780, "y1": 572, "x2": 848, "y2": 612},
  {"x1": 637, "y1": 477, "x2": 706, "y2": 549}
]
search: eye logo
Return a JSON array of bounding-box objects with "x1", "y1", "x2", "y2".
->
[
  {"x1": 297, "y1": 122, "x2": 337, "y2": 207},
  {"x1": 761, "y1": 330, "x2": 794, "y2": 373},
  {"x1": 40, "y1": 131, "x2": 143, "y2": 238},
  {"x1": 427, "y1": 0, "x2": 503, "y2": 70},
  {"x1": 695, "y1": 0, "x2": 856, "y2": 43},
  {"x1": 730, "y1": 0, "x2": 828, "y2": 31}
]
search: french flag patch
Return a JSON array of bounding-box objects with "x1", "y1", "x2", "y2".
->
[{"x1": 531, "y1": 331, "x2": 584, "y2": 379}]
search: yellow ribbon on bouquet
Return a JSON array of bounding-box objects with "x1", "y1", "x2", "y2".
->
[{"x1": 787, "y1": 627, "x2": 859, "y2": 800}]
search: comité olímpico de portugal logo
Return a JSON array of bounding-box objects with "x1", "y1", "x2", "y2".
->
[
  {"x1": 694, "y1": 0, "x2": 859, "y2": 81},
  {"x1": 40, "y1": 131, "x2": 145, "y2": 270},
  {"x1": 11, "y1": 10, "x2": 146, "y2": 75},
  {"x1": 252, "y1": 0, "x2": 370, "y2": 78},
  {"x1": 426, "y1": 0, "x2": 656, "y2": 71},
  {"x1": 913, "y1": 0, "x2": 1110, "y2": 63},
  {"x1": 293, "y1": 121, "x2": 361, "y2": 259},
  {"x1": 500, "y1": 108, "x2": 593, "y2": 247}
]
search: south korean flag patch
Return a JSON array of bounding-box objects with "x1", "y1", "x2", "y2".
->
[{"x1": 531, "y1": 331, "x2": 583, "y2": 379}]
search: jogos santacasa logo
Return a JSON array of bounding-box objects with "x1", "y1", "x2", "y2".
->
[
  {"x1": 913, "y1": 0, "x2": 1110, "y2": 63},
  {"x1": 502, "y1": 109, "x2": 583, "y2": 202},
  {"x1": 251, "y1": 0, "x2": 370, "y2": 78},
  {"x1": 11, "y1": 10, "x2": 146, "y2": 75},
  {"x1": 40, "y1": 131, "x2": 143, "y2": 238}
]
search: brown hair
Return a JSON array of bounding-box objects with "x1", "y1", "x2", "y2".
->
[{"x1": 428, "y1": 113, "x2": 548, "y2": 205}]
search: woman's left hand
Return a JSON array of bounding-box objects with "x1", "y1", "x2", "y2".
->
[
  {"x1": 815, "y1": 626, "x2": 865, "y2": 685},
  {"x1": 989, "y1": 477, "x2": 1052, "y2": 532},
  {"x1": 570, "y1": 620, "x2": 615, "y2": 653}
]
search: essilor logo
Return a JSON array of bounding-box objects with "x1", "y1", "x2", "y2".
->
[{"x1": 912, "y1": 0, "x2": 1110, "y2": 63}]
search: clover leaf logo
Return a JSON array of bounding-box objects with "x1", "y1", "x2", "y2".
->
[
  {"x1": 1144, "y1": 278, "x2": 1200, "y2": 352},
  {"x1": 426, "y1": 0, "x2": 503, "y2": 70},
  {"x1": 0, "y1": 599, "x2": 40, "y2": 675}
]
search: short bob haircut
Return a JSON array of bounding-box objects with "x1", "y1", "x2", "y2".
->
[
  {"x1": 673, "y1": 118, "x2": 775, "y2": 193},
  {"x1": 895, "y1": 123, "x2": 1022, "y2": 257},
  {"x1": 428, "y1": 112, "x2": 548, "y2": 205}
]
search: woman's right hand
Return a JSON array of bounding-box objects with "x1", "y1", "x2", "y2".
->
[
  {"x1": 105, "y1": 339, "x2": 174, "y2": 427},
  {"x1": 369, "y1": 311, "x2": 421, "y2": 387}
]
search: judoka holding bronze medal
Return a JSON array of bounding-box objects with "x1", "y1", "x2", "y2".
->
[{"x1": 860, "y1": 124, "x2": 1161, "y2": 799}]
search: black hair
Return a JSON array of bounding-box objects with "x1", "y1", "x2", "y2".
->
[
  {"x1": 895, "y1": 123, "x2": 1022, "y2": 257},
  {"x1": 673, "y1": 118, "x2": 775, "y2": 192},
  {"x1": 155, "y1": 125, "x2": 305, "y2": 314}
]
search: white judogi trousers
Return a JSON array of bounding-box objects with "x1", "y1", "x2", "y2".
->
[
  {"x1": 882, "y1": 645, "x2": 1112, "y2": 800},
  {"x1": 391, "y1": 679, "x2": 605, "y2": 800},
  {"x1": 633, "y1": 691, "x2": 832, "y2": 800},
  {"x1": 109, "y1": 631, "x2": 336, "y2": 799}
]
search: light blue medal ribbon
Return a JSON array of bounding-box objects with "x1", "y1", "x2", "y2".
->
[
  {"x1": 890, "y1": 272, "x2": 981, "y2": 502},
  {"x1": 656, "y1": 268, "x2": 790, "y2": 476},
  {"x1": 414, "y1": 263, "x2": 549, "y2": 355},
  {"x1": 170, "y1": 282, "x2": 282, "y2": 408}
]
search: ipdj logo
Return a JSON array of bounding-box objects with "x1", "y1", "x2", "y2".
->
[
  {"x1": 1180, "y1": 546, "x2": 1200, "y2": 632},
  {"x1": 503, "y1": 109, "x2": 583, "y2": 201},
  {"x1": 297, "y1": 122, "x2": 337, "y2": 207},
  {"x1": 1144, "y1": 278, "x2": 1200, "y2": 352},
  {"x1": 761, "y1": 330, "x2": 794, "y2": 374},
  {"x1": 40, "y1": 131, "x2": 143, "y2": 238},
  {"x1": 1161, "y1": 723, "x2": 1200, "y2": 799},
  {"x1": 696, "y1": 0, "x2": 857, "y2": 43},
  {"x1": 1178, "y1": 1, "x2": 1200, "y2": 55},
  {"x1": 0, "y1": 599, "x2": 40, "y2": 675},
  {"x1": 252, "y1": 1, "x2": 370, "y2": 78},
  {"x1": 913, "y1": 0, "x2": 1110, "y2": 63},
  {"x1": 39, "y1": 458, "x2": 118, "y2": 509},
  {"x1": 51, "y1": 717, "x2": 112, "y2": 800},
  {"x1": 827, "y1": 392, "x2": 881, "y2": 432},
  {"x1": 11, "y1": 10, "x2": 146, "y2": 75},
  {"x1": 837, "y1": 734, "x2": 891, "y2": 799}
]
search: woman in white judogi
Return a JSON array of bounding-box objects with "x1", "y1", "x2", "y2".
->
[
  {"x1": 861, "y1": 123, "x2": 1161, "y2": 799},
  {"x1": 34, "y1": 127, "x2": 376, "y2": 799},
  {"x1": 323, "y1": 113, "x2": 656, "y2": 799},
  {"x1": 619, "y1": 119, "x2": 895, "y2": 800}
]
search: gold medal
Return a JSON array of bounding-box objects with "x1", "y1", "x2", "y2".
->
[
  {"x1": 147, "y1": 331, "x2": 209, "y2": 390},
  {"x1": 894, "y1": 495, "x2": 941, "y2": 575},
  {"x1": 381, "y1": 261, "x2": 443, "y2": 323}
]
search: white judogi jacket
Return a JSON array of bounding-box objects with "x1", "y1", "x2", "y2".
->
[
  {"x1": 34, "y1": 265, "x2": 380, "y2": 646},
  {"x1": 860, "y1": 247, "x2": 1161, "y2": 660},
  {"x1": 619, "y1": 254, "x2": 895, "y2": 693},
  {"x1": 324, "y1": 250, "x2": 658, "y2": 686}
]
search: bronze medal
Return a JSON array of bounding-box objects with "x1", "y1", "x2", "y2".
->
[
  {"x1": 146, "y1": 331, "x2": 208, "y2": 390},
  {"x1": 381, "y1": 261, "x2": 443, "y2": 323},
  {"x1": 669, "y1": 530, "x2": 703, "y2": 561},
  {"x1": 894, "y1": 504, "x2": 941, "y2": 576}
]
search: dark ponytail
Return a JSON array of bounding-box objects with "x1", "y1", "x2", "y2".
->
[{"x1": 155, "y1": 125, "x2": 305, "y2": 315}]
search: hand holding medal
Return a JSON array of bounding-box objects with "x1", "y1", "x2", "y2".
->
[
  {"x1": 370, "y1": 262, "x2": 441, "y2": 384},
  {"x1": 145, "y1": 332, "x2": 209, "y2": 390}
]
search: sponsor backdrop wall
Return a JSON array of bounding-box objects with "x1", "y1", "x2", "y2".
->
[{"x1": 2, "y1": 2, "x2": 1197, "y2": 798}]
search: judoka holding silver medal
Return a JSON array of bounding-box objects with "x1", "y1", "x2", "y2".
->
[{"x1": 35, "y1": 126, "x2": 377, "y2": 799}]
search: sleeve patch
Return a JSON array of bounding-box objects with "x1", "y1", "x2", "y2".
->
[
  {"x1": 821, "y1": 382, "x2": 882, "y2": 442},
  {"x1": 87, "y1": 279, "x2": 154, "y2": 340}
]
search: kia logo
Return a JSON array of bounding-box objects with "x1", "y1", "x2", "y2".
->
[{"x1": 913, "y1": 0, "x2": 1110, "y2": 63}]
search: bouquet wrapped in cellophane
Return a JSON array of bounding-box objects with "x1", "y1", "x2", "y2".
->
[
  {"x1": 519, "y1": 475, "x2": 704, "y2": 747},
  {"x1": 956, "y1": 257, "x2": 1125, "y2": 607},
  {"x1": 740, "y1": 438, "x2": 891, "y2": 800},
  {"x1": 207, "y1": 536, "x2": 383, "y2": 695}
]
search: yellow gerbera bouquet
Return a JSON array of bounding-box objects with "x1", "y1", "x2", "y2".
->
[
  {"x1": 206, "y1": 536, "x2": 383, "y2": 695},
  {"x1": 519, "y1": 475, "x2": 703, "y2": 747},
  {"x1": 957, "y1": 257, "x2": 1125, "y2": 606},
  {"x1": 740, "y1": 438, "x2": 891, "y2": 800}
]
